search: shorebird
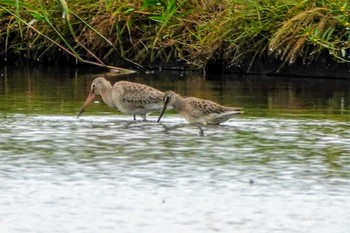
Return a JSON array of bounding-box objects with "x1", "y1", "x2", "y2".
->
[
  {"x1": 157, "y1": 91, "x2": 243, "y2": 125},
  {"x1": 77, "y1": 77, "x2": 165, "y2": 120}
]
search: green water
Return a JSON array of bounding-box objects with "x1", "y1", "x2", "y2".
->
[
  {"x1": 1, "y1": 65, "x2": 350, "y2": 119},
  {"x1": 0, "y1": 65, "x2": 350, "y2": 233}
]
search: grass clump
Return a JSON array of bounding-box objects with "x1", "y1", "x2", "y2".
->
[{"x1": 0, "y1": 0, "x2": 349, "y2": 70}]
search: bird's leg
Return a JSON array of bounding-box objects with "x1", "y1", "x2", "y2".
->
[
  {"x1": 133, "y1": 114, "x2": 136, "y2": 121},
  {"x1": 198, "y1": 125, "x2": 204, "y2": 136}
]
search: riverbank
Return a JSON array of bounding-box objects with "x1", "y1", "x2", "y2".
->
[{"x1": 1, "y1": 0, "x2": 349, "y2": 77}]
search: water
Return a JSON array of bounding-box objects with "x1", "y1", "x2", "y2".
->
[{"x1": 1, "y1": 66, "x2": 350, "y2": 233}]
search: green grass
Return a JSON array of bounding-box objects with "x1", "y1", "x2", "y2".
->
[{"x1": 0, "y1": 0, "x2": 349, "y2": 70}]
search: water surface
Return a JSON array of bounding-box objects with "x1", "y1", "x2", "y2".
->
[{"x1": 1, "y1": 66, "x2": 350, "y2": 233}]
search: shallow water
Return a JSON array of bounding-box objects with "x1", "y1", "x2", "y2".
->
[{"x1": 1, "y1": 66, "x2": 350, "y2": 232}]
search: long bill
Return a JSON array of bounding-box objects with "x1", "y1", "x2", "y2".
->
[
  {"x1": 76, "y1": 92, "x2": 96, "y2": 118},
  {"x1": 157, "y1": 97, "x2": 170, "y2": 123}
]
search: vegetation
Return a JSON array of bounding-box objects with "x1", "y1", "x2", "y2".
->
[{"x1": 0, "y1": 0, "x2": 349, "y2": 71}]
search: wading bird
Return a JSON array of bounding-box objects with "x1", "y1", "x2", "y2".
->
[
  {"x1": 77, "y1": 77, "x2": 165, "y2": 120},
  {"x1": 157, "y1": 91, "x2": 243, "y2": 125}
]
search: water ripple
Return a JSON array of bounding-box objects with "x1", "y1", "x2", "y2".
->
[{"x1": 1, "y1": 115, "x2": 350, "y2": 232}]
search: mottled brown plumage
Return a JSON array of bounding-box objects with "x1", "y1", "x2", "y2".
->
[
  {"x1": 157, "y1": 91, "x2": 243, "y2": 125},
  {"x1": 77, "y1": 77, "x2": 164, "y2": 120}
]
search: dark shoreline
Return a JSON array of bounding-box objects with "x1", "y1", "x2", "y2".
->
[
  {"x1": 206, "y1": 56, "x2": 350, "y2": 79},
  {"x1": 1, "y1": 53, "x2": 349, "y2": 79}
]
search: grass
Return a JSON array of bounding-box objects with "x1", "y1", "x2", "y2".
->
[{"x1": 0, "y1": 0, "x2": 349, "y2": 71}]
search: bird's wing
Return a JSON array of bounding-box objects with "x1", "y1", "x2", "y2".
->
[
  {"x1": 114, "y1": 81, "x2": 164, "y2": 108},
  {"x1": 186, "y1": 97, "x2": 227, "y2": 117}
]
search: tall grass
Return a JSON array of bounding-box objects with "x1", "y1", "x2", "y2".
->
[{"x1": 0, "y1": 0, "x2": 349, "y2": 70}]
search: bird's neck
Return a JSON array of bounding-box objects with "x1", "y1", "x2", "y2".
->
[
  {"x1": 173, "y1": 95, "x2": 184, "y2": 111},
  {"x1": 100, "y1": 86, "x2": 114, "y2": 108}
]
